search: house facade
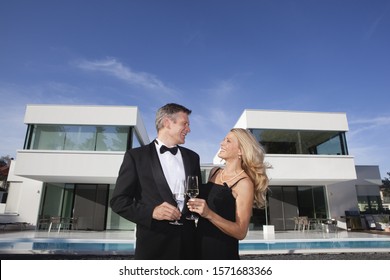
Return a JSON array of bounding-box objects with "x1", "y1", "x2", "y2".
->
[
  {"x1": 2, "y1": 105, "x2": 383, "y2": 231},
  {"x1": 211, "y1": 109, "x2": 382, "y2": 230},
  {"x1": 4, "y1": 104, "x2": 149, "y2": 230}
]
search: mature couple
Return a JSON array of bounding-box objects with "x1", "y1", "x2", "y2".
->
[{"x1": 110, "y1": 103, "x2": 269, "y2": 260}]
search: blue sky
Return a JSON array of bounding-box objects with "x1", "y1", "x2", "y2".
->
[{"x1": 1, "y1": 0, "x2": 389, "y2": 178}]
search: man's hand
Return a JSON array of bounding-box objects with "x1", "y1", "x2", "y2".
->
[{"x1": 152, "y1": 202, "x2": 181, "y2": 221}]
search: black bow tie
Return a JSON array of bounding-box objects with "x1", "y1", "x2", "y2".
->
[{"x1": 160, "y1": 145, "x2": 178, "y2": 155}]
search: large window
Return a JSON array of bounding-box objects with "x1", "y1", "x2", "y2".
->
[
  {"x1": 250, "y1": 129, "x2": 348, "y2": 155},
  {"x1": 358, "y1": 195, "x2": 384, "y2": 214},
  {"x1": 26, "y1": 125, "x2": 130, "y2": 152},
  {"x1": 297, "y1": 186, "x2": 327, "y2": 219},
  {"x1": 250, "y1": 185, "x2": 327, "y2": 230}
]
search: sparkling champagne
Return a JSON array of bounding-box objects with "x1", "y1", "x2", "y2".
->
[{"x1": 187, "y1": 189, "x2": 199, "y2": 198}]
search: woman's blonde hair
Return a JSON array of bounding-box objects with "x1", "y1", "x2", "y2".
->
[{"x1": 230, "y1": 128, "x2": 270, "y2": 208}]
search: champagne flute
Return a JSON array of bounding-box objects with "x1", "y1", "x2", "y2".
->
[
  {"x1": 170, "y1": 179, "x2": 186, "y2": 225},
  {"x1": 186, "y1": 175, "x2": 199, "y2": 220}
]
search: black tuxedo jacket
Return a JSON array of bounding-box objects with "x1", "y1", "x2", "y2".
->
[{"x1": 110, "y1": 141, "x2": 202, "y2": 259}]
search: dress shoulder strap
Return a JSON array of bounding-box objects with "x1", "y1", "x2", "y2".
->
[
  {"x1": 209, "y1": 167, "x2": 221, "y2": 181},
  {"x1": 229, "y1": 177, "x2": 248, "y2": 188}
]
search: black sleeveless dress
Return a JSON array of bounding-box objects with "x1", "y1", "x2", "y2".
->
[{"x1": 196, "y1": 168, "x2": 246, "y2": 260}]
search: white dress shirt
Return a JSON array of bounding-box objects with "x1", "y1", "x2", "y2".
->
[{"x1": 155, "y1": 139, "x2": 186, "y2": 210}]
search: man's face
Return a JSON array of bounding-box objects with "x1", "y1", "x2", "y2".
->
[{"x1": 167, "y1": 112, "x2": 191, "y2": 145}]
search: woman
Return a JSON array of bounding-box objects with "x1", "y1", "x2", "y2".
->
[{"x1": 187, "y1": 128, "x2": 270, "y2": 259}]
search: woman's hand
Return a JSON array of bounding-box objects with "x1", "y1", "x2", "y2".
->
[{"x1": 187, "y1": 198, "x2": 210, "y2": 218}]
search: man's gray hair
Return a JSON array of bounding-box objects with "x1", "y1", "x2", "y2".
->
[{"x1": 155, "y1": 103, "x2": 192, "y2": 132}]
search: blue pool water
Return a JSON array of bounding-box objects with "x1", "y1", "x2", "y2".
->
[
  {"x1": 240, "y1": 240, "x2": 390, "y2": 251},
  {"x1": 0, "y1": 240, "x2": 135, "y2": 253},
  {"x1": 1, "y1": 239, "x2": 390, "y2": 254},
  {"x1": 32, "y1": 242, "x2": 135, "y2": 252}
]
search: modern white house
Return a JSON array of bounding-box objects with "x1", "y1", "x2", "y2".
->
[
  {"x1": 2, "y1": 105, "x2": 384, "y2": 231},
  {"x1": 211, "y1": 109, "x2": 383, "y2": 230},
  {"x1": 3, "y1": 104, "x2": 149, "y2": 231}
]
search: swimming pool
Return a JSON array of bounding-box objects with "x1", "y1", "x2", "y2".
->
[
  {"x1": 1, "y1": 238, "x2": 390, "y2": 255},
  {"x1": 240, "y1": 239, "x2": 390, "y2": 253},
  {"x1": 0, "y1": 239, "x2": 135, "y2": 254}
]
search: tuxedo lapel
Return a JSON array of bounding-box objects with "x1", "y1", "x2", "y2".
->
[
  {"x1": 148, "y1": 143, "x2": 176, "y2": 206},
  {"x1": 178, "y1": 146, "x2": 192, "y2": 215},
  {"x1": 179, "y1": 147, "x2": 191, "y2": 178}
]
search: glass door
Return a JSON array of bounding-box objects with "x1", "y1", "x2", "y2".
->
[
  {"x1": 73, "y1": 184, "x2": 108, "y2": 231},
  {"x1": 268, "y1": 186, "x2": 299, "y2": 230}
]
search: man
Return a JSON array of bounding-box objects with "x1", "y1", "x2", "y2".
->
[{"x1": 110, "y1": 103, "x2": 201, "y2": 259}]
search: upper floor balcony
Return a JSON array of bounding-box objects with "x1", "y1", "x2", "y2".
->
[
  {"x1": 14, "y1": 150, "x2": 125, "y2": 184},
  {"x1": 265, "y1": 154, "x2": 356, "y2": 185}
]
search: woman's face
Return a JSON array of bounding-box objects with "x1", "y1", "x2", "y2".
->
[{"x1": 218, "y1": 131, "x2": 241, "y2": 160}]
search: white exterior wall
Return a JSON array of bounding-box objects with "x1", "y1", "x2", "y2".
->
[
  {"x1": 266, "y1": 154, "x2": 356, "y2": 185},
  {"x1": 5, "y1": 160, "x2": 43, "y2": 225},
  {"x1": 354, "y1": 165, "x2": 382, "y2": 193},
  {"x1": 15, "y1": 150, "x2": 126, "y2": 184},
  {"x1": 234, "y1": 109, "x2": 349, "y2": 131},
  {"x1": 26, "y1": 104, "x2": 138, "y2": 126},
  {"x1": 326, "y1": 182, "x2": 359, "y2": 220},
  {"x1": 326, "y1": 165, "x2": 382, "y2": 221}
]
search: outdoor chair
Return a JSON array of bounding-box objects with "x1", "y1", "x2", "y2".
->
[
  {"x1": 36, "y1": 215, "x2": 50, "y2": 230},
  {"x1": 293, "y1": 217, "x2": 300, "y2": 230},
  {"x1": 48, "y1": 216, "x2": 62, "y2": 233},
  {"x1": 64, "y1": 217, "x2": 78, "y2": 230},
  {"x1": 299, "y1": 216, "x2": 310, "y2": 232}
]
